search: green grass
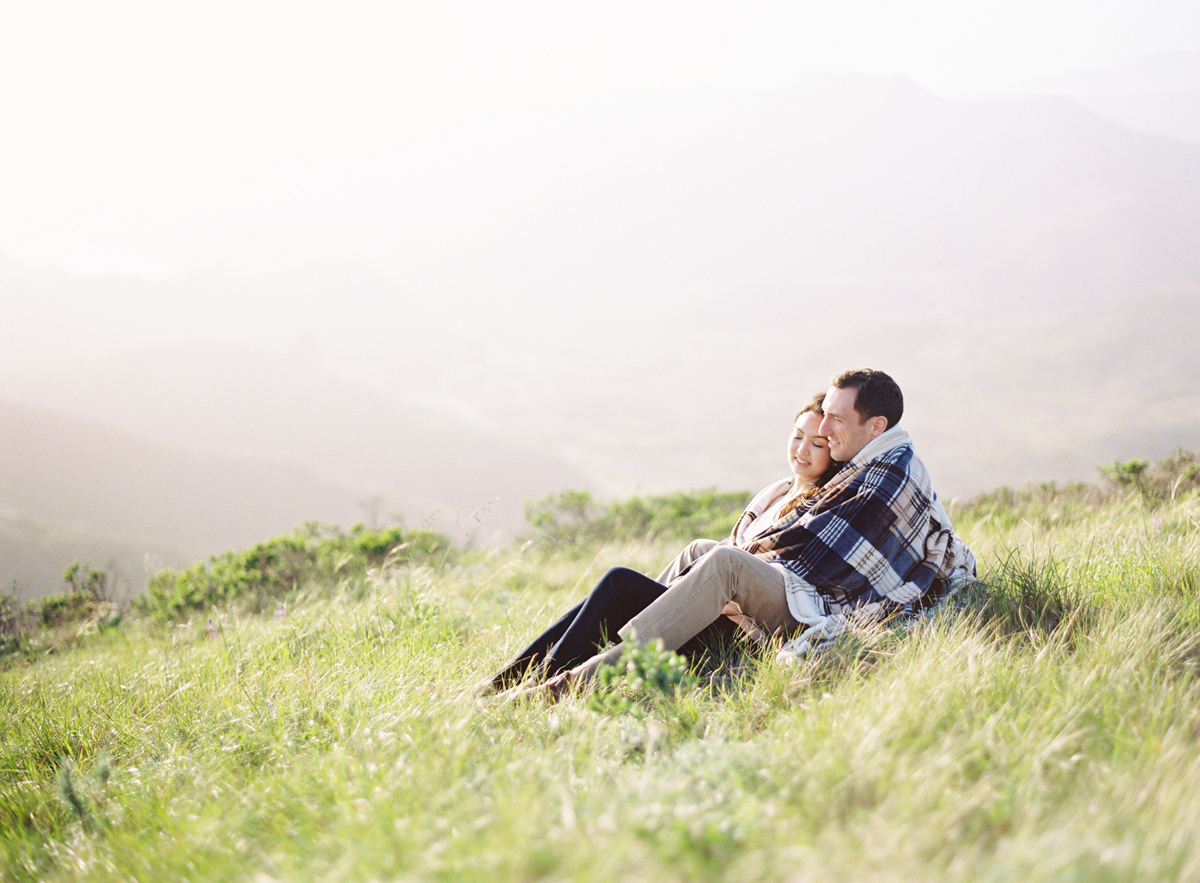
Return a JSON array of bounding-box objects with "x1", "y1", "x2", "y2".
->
[{"x1": 3, "y1": 489, "x2": 1200, "y2": 881}]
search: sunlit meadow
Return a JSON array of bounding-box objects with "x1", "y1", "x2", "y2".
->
[{"x1": 3, "y1": 478, "x2": 1200, "y2": 882}]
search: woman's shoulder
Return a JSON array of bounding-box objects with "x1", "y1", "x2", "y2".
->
[
  {"x1": 746, "y1": 477, "x2": 794, "y2": 509},
  {"x1": 758, "y1": 476, "x2": 794, "y2": 496}
]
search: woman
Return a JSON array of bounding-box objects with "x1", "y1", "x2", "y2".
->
[{"x1": 481, "y1": 392, "x2": 838, "y2": 694}]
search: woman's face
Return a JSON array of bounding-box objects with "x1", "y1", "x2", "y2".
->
[{"x1": 787, "y1": 411, "x2": 832, "y2": 483}]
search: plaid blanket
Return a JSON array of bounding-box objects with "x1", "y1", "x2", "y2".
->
[{"x1": 737, "y1": 427, "x2": 975, "y2": 651}]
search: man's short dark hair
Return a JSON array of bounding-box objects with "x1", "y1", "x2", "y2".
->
[{"x1": 830, "y1": 368, "x2": 904, "y2": 430}]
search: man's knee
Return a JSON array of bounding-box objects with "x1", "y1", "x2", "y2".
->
[
  {"x1": 687, "y1": 545, "x2": 761, "y2": 594},
  {"x1": 699, "y1": 545, "x2": 784, "y2": 599},
  {"x1": 704, "y1": 544, "x2": 753, "y2": 571},
  {"x1": 681, "y1": 538, "x2": 718, "y2": 563}
]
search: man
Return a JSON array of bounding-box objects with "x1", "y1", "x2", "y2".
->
[
  {"x1": 527, "y1": 368, "x2": 975, "y2": 696},
  {"x1": 761, "y1": 367, "x2": 977, "y2": 657}
]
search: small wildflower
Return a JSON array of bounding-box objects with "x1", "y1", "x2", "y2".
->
[
  {"x1": 206, "y1": 617, "x2": 217, "y2": 639},
  {"x1": 274, "y1": 602, "x2": 286, "y2": 623}
]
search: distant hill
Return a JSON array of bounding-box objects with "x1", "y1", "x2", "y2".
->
[
  {"x1": 1037, "y1": 51, "x2": 1200, "y2": 145},
  {"x1": 1, "y1": 509, "x2": 182, "y2": 605},
  {"x1": 2, "y1": 347, "x2": 593, "y2": 598},
  {"x1": 193, "y1": 71, "x2": 1199, "y2": 498},
  {"x1": 0, "y1": 398, "x2": 382, "y2": 599},
  {"x1": 4, "y1": 69, "x2": 1200, "y2": 569}
]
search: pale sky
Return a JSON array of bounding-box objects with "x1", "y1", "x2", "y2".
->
[
  {"x1": 2, "y1": 0, "x2": 1199, "y2": 524},
  {"x1": 2, "y1": 0, "x2": 1199, "y2": 279}
]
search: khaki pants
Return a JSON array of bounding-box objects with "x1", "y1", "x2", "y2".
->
[
  {"x1": 654, "y1": 538, "x2": 721, "y2": 585},
  {"x1": 621, "y1": 544, "x2": 799, "y2": 653}
]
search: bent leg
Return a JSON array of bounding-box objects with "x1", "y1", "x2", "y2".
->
[
  {"x1": 488, "y1": 566, "x2": 675, "y2": 690},
  {"x1": 620, "y1": 545, "x2": 798, "y2": 653},
  {"x1": 516, "y1": 548, "x2": 797, "y2": 700},
  {"x1": 543, "y1": 567, "x2": 670, "y2": 675},
  {"x1": 655, "y1": 538, "x2": 720, "y2": 584}
]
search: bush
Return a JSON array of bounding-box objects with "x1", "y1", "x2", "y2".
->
[
  {"x1": 525, "y1": 488, "x2": 751, "y2": 550},
  {"x1": 0, "y1": 595, "x2": 29, "y2": 657},
  {"x1": 1101, "y1": 449, "x2": 1200, "y2": 505},
  {"x1": 955, "y1": 447, "x2": 1200, "y2": 526},
  {"x1": 37, "y1": 563, "x2": 117, "y2": 628},
  {"x1": 587, "y1": 639, "x2": 701, "y2": 715},
  {"x1": 138, "y1": 523, "x2": 454, "y2": 621}
]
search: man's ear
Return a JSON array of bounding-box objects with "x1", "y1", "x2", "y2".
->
[{"x1": 869, "y1": 415, "x2": 888, "y2": 438}]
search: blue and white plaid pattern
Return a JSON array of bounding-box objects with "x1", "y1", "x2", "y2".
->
[{"x1": 740, "y1": 428, "x2": 975, "y2": 618}]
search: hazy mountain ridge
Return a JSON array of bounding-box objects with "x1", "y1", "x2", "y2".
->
[
  {"x1": 1038, "y1": 51, "x2": 1200, "y2": 145},
  {"x1": 5, "y1": 69, "x2": 1200, "y2": 597},
  {"x1": 312, "y1": 75, "x2": 1200, "y2": 497},
  {"x1": 1, "y1": 509, "x2": 178, "y2": 605},
  {"x1": 243, "y1": 74, "x2": 1200, "y2": 326},
  {"x1": 6, "y1": 282, "x2": 1195, "y2": 604},
  {"x1": 2, "y1": 345, "x2": 592, "y2": 556},
  {"x1": 0, "y1": 397, "x2": 388, "y2": 598}
]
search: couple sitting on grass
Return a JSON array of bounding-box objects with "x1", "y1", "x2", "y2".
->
[{"x1": 482, "y1": 368, "x2": 977, "y2": 701}]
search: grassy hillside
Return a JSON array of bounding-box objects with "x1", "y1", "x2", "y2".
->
[{"x1": 2, "y1": 474, "x2": 1199, "y2": 882}]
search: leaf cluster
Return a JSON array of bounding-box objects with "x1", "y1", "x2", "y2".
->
[
  {"x1": 587, "y1": 639, "x2": 701, "y2": 715},
  {"x1": 1, "y1": 563, "x2": 124, "y2": 659}
]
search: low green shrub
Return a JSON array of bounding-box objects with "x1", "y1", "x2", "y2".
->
[
  {"x1": 959, "y1": 449, "x2": 1200, "y2": 529},
  {"x1": 138, "y1": 523, "x2": 454, "y2": 621},
  {"x1": 525, "y1": 488, "x2": 751, "y2": 551},
  {"x1": 588, "y1": 639, "x2": 701, "y2": 716},
  {"x1": 1101, "y1": 448, "x2": 1200, "y2": 504},
  {"x1": 0, "y1": 595, "x2": 27, "y2": 657}
]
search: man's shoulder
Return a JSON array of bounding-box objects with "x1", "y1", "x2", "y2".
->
[
  {"x1": 819, "y1": 430, "x2": 920, "y2": 503},
  {"x1": 854, "y1": 433, "x2": 930, "y2": 498},
  {"x1": 869, "y1": 441, "x2": 913, "y2": 465},
  {"x1": 860, "y1": 432, "x2": 916, "y2": 472}
]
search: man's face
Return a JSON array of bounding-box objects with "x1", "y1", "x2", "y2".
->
[{"x1": 818, "y1": 385, "x2": 884, "y2": 461}]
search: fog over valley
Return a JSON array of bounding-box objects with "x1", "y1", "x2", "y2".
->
[{"x1": 3, "y1": 5, "x2": 1199, "y2": 598}]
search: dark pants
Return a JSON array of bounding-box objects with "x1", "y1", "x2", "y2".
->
[{"x1": 487, "y1": 565, "x2": 738, "y2": 690}]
